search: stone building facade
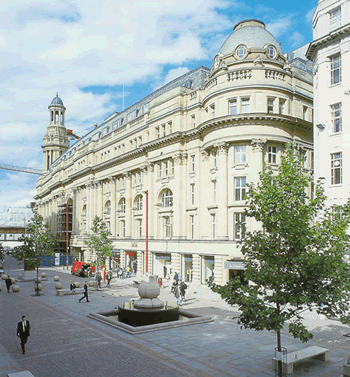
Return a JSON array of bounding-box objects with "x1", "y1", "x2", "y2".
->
[
  {"x1": 36, "y1": 19, "x2": 313, "y2": 285},
  {"x1": 307, "y1": 0, "x2": 350, "y2": 208}
]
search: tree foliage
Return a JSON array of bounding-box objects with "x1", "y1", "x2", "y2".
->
[
  {"x1": 12, "y1": 213, "x2": 58, "y2": 270},
  {"x1": 209, "y1": 145, "x2": 350, "y2": 347},
  {"x1": 84, "y1": 216, "x2": 113, "y2": 269},
  {"x1": 0, "y1": 243, "x2": 5, "y2": 263}
]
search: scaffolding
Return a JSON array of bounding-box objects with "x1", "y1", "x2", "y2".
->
[{"x1": 57, "y1": 203, "x2": 73, "y2": 256}]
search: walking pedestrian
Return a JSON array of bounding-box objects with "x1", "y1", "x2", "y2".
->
[
  {"x1": 177, "y1": 280, "x2": 187, "y2": 306},
  {"x1": 5, "y1": 275, "x2": 12, "y2": 293},
  {"x1": 106, "y1": 272, "x2": 111, "y2": 287},
  {"x1": 17, "y1": 315, "x2": 30, "y2": 354},
  {"x1": 174, "y1": 272, "x2": 179, "y2": 284},
  {"x1": 97, "y1": 273, "x2": 102, "y2": 288},
  {"x1": 79, "y1": 282, "x2": 90, "y2": 303},
  {"x1": 70, "y1": 281, "x2": 76, "y2": 293},
  {"x1": 126, "y1": 266, "x2": 131, "y2": 278}
]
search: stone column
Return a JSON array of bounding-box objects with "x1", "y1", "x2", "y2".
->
[
  {"x1": 145, "y1": 163, "x2": 154, "y2": 240},
  {"x1": 136, "y1": 250, "x2": 143, "y2": 277},
  {"x1": 171, "y1": 252, "x2": 181, "y2": 278},
  {"x1": 86, "y1": 181, "x2": 93, "y2": 232},
  {"x1": 124, "y1": 172, "x2": 132, "y2": 239},
  {"x1": 96, "y1": 180, "x2": 103, "y2": 219},
  {"x1": 215, "y1": 142, "x2": 229, "y2": 240},
  {"x1": 72, "y1": 188, "x2": 77, "y2": 234},
  {"x1": 192, "y1": 254, "x2": 201, "y2": 285},
  {"x1": 214, "y1": 255, "x2": 224, "y2": 285},
  {"x1": 172, "y1": 153, "x2": 187, "y2": 240},
  {"x1": 120, "y1": 249, "x2": 126, "y2": 269},
  {"x1": 250, "y1": 138, "x2": 266, "y2": 183},
  {"x1": 110, "y1": 177, "x2": 117, "y2": 236}
]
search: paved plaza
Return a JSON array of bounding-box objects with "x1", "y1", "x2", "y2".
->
[{"x1": 1, "y1": 257, "x2": 350, "y2": 377}]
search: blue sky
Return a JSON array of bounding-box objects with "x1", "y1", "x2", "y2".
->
[{"x1": 0, "y1": 0, "x2": 317, "y2": 207}]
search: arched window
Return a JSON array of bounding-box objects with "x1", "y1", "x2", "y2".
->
[
  {"x1": 55, "y1": 111, "x2": 59, "y2": 123},
  {"x1": 82, "y1": 204, "x2": 87, "y2": 216},
  {"x1": 135, "y1": 195, "x2": 143, "y2": 211},
  {"x1": 161, "y1": 189, "x2": 173, "y2": 208},
  {"x1": 104, "y1": 200, "x2": 111, "y2": 215},
  {"x1": 119, "y1": 198, "x2": 126, "y2": 213}
]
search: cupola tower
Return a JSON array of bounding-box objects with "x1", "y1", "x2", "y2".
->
[{"x1": 42, "y1": 94, "x2": 69, "y2": 171}]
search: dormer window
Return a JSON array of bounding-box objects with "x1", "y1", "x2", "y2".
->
[
  {"x1": 235, "y1": 45, "x2": 247, "y2": 59},
  {"x1": 266, "y1": 45, "x2": 277, "y2": 59}
]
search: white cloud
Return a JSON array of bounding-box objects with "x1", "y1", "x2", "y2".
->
[
  {"x1": 266, "y1": 17, "x2": 291, "y2": 38},
  {"x1": 289, "y1": 31, "x2": 304, "y2": 48},
  {"x1": 306, "y1": 8, "x2": 315, "y2": 23}
]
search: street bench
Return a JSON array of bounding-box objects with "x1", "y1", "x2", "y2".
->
[
  {"x1": 272, "y1": 346, "x2": 329, "y2": 375},
  {"x1": 56, "y1": 288, "x2": 84, "y2": 296}
]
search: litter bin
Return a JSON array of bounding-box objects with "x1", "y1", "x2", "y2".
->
[{"x1": 158, "y1": 277, "x2": 162, "y2": 288}]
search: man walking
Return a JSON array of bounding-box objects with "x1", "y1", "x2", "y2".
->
[
  {"x1": 17, "y1": 315, "x2": 30, "y2": 354},
  {"x1": 5, "y1": 275, "x2": 12, "y2": 293},
  {"x1": 106, "y1": 272, "x2": 111, "y2": 287},
  {"x1": 79, "y1": 281, "x2": 90, "y2": 303}
]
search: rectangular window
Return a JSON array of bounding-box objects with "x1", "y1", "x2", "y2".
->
[
  {"x1": 165, "y1": 217, "x2": 171, "y2": 238},
  {"x1": 158, "y1": 163, "x2": 162, "y2": 178},
  {"x1": 331, "y1": 152, "x2": 342, "y2": 184},
  {"x1": 122, "y1": 144, "x2": 125, "y2": 153},
  {"x1": 130, "y1": 140, "x2": 133, "y2": 149},
  {"x1": 191, "y1": 115, "x2": 196, "y2": 128},
  {"x1": 235, "y1": 145, "x2": 247, "y2": 164},
  {"x1": 156, "y1": 126, "x2": 160, "y2": 138},
  {"x1": 138, "y1": 219, "x2": 142, "y2": 238},
  {"x1": 165, "y1": 161, "x2": 169, "y2": 176},
  {"x1": 212, "y1": 214, "x2": 216, "y2": 239},
  {"x1": 168, "y1": 121, "x2": 172, "y2": 134},
  {"x1": 279, "y1": 99, "x2": 286, "y2": 115},
  {"x1": 267, "y1": 98, "x2": 275, "y2": 113},
  {"x1": 171, "y1": 160, "x2": 174, "y2": 176},
  {"x1": 213, "y1": 180, "x2": 217, "y2": 203},
  {"x1": 139, "y1": 136, "x2": 142, "y2": 146},
  {"x1": 330, "y1": 7, "x2": 341, "y2": 30},
  {"x1": 268, "y1": 146, "x2": 277, "y2": 164},
  {"x1": 162, "y1": 124, "x2": 166, "y2": 137},
  {"x1": 229, "y1": 99, "x2": 237, "y2": 115},
  {"x1": 120, "y1": 220, "x2": 125, "y2": 238},
  {"x1": 191, "y1": 155, "x2": 195, "y2": 172},
  {"x1": 190, "y1": 215, "x2": 194, "y2": 239},
  {"x1": 241, "y1": 98, "x2": 250, "y2": 113},
  {"x1": 331, "y1": 102, "x2": 342, "y2": 133},
  {"x1": 234, "y1": 213, "x2": 246, "y2": 240},
  {"x1": 235, "y1": 177, "x2": 246, "y2": 201},
  {"x1": 190, "y1": 183, "x2": 195, "y2": 205},
  {"x1": 331, "y1": 54, "x2": 341, "y2": 85}
]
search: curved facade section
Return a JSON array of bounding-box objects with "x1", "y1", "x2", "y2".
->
[{"x1": 36, "y1": 20, "x2": 313, "y2": 286}]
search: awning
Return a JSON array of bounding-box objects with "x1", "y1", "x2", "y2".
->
[
  {"x1": 155, "y1": 254, "x2": 171, "y2": 260},
  {"x1": 126, "y1": 252, "x2": 135, "y2": 256},
  {"x1": 224, "y1": 261, "x2": 246, "y2": 270}
]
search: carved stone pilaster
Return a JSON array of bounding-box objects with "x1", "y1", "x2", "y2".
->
[
  {"x1": 251, "y1": 138, "x2": 266, "y2": 152},
  {"x1": 214, "y1": 142, "x2": 229, "y2": 154},
  {"x1": 123, "y1": 171, "x2": 131, "y2": 180},
  {"x1": 201, "y1": 149, "x2": 210, "y2": 161}
]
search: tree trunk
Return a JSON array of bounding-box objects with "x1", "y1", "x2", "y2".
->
[{"x1": 277, "y1": 329, "x2": 283, "y2": 377}]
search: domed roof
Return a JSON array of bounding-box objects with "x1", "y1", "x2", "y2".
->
[
  {"x1": 50, "y1": 93, "x2": 64, "y2": 106},
  {"x1": 219, "y1": 19, "x2": 283, "y2": 56}
]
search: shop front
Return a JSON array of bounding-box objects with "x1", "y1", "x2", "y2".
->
[
  {"x1": 201, "y1": 256, "x2": 214, "y2": 284},
  {"x1": 126, "y1": 251, "x2": 137, "y2": 273},
  {"x1": 182, "y1": 254, "x2": 193, "y2": 282},
  {"x1": 153, "y1": 253, "x2": 171, "y2": 278},
  {"x1": 225, "y1": 260, "x2": 247, "y2": 285},
  {"x1": 110, "y1": 250, "x2": 120, "y2": 270}
]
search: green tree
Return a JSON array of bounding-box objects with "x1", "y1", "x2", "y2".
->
[
  {"x1": 209, "y1": 145, "x2": 350, "y2": 376},
  {"x1": 13, "y1": 213, "x2": 58, "y2": 294},
  {"x1": 84, "y1": 216, "x2": 113, "y2": 271},
  {"x1": 0, "y1": 243, "x2": 6, "y2": 264}
]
